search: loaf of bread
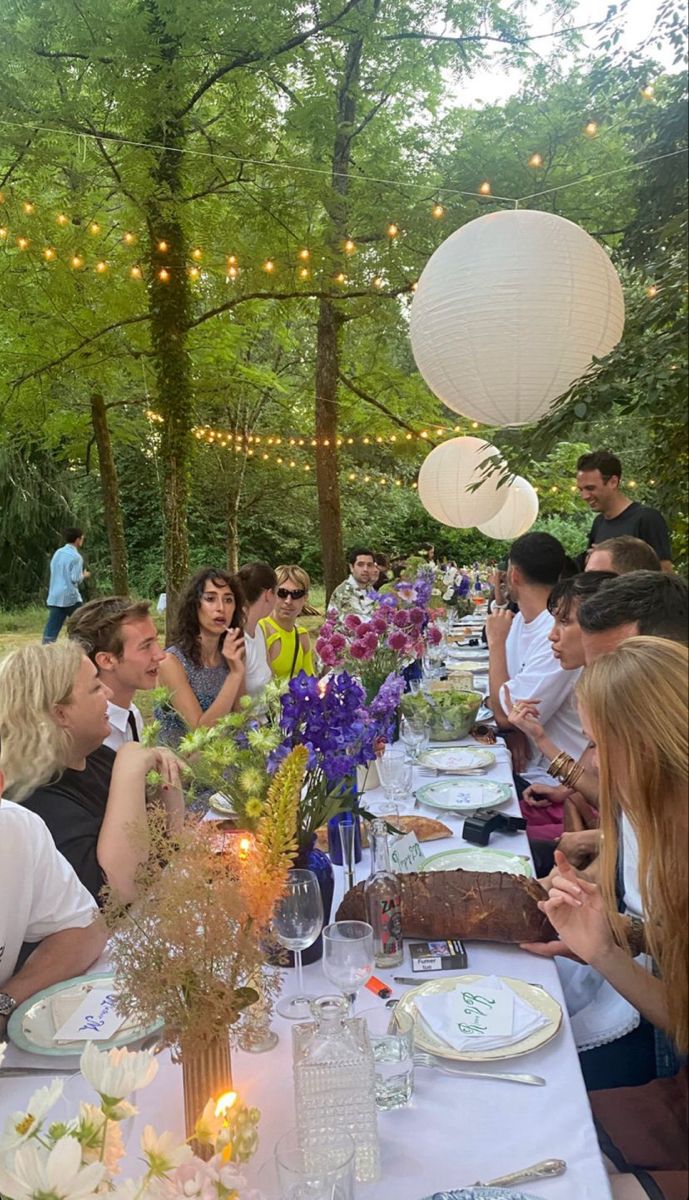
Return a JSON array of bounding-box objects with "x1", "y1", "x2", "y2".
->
[
  {"x1": 315, "y1": 814, "x2": 452, "y2": 854},
  {"x1": 336, "y1": 868, "x2": 556, "y2": 943}
]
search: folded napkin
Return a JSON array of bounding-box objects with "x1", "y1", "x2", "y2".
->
[{"x1": 415, "y1": 975, "x2": 549, "y2": 1053}]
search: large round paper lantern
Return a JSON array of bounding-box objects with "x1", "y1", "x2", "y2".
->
[
  {"x1": 417, "y1": 436, "x2": 507, "y2": 528},
  {"x1": 410, "y1": 209, "x2": 625, "y2": 427},
  {"x1": 478, "y1": 475, "x2": 539, "y2": 539}
]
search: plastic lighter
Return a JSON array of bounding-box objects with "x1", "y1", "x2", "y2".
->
[{"x1": 365, "y1": 976, "x2": 392, "y2": 999}]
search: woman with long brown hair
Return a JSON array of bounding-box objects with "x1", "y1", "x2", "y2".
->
[{"x1": 539, "y1": 636, "x2": 687, "y2": 1200}]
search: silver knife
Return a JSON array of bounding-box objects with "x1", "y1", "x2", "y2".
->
[
  {"x1": 475, "y1": 1158, "x2": 566, "y2": 1187},
  {"x1": 394, "y1": 976, "x2": 429, "y2": 985},
  {"x1": 0, "y1": 1066, "x2": 80, "y2": 1076}
]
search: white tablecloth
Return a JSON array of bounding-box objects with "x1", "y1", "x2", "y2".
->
[{"x1": 0, "y1": 738, "x2": 611, "y2": 1199}]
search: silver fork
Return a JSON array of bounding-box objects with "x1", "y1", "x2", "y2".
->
[{"x1": 413, "y1": 1050, "x2": 545, "y2": 1085}]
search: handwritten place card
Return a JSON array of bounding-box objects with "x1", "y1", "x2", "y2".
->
[
  {"x1": 390, "y1": 831, "x2": 425, "y2": 874},
  {"x1": 53, "y1": 988, "x2": 128, "y2": 1043}
]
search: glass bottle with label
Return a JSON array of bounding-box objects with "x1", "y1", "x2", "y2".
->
[{"x1": 364, "y1": 819, "x2": 403, "y2": 968}]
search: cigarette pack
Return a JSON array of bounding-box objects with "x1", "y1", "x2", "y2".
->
[{"x1": 409, "y1": 938, "x2": 467, "y2": 973}]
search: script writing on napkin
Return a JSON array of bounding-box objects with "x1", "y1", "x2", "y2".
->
[
  {"x1": 53, "y1": 988, "x2": 128, "y2": 1044},
  {"x1": 414, "y1": 975, "x2": 549, "y2": 1053}
]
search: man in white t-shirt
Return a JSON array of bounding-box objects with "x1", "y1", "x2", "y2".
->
[
  {"x1": 487, "y1": 531, "x2": 586, "y2": 784},
  {"x1": 0, "y1": 767, "x2": 107, "y2": 1034},
  {"x1": 67, "y1": 597, "x2": 166, "y2": 749}
]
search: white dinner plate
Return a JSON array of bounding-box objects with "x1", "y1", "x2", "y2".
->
[
  {"x1": 419, "y1": 747, "x2": 496, "y2": 773},
  {"x1": 420, "y1": 847, "x2": 533, "y2": 877},
  {"x1": 208, "y1": 791, "x2": 237, "y2": 816},
  {"x1": 415, "y1": 778, "x2": 510, "y2": 814},
  {"x1": 398, "y1": 975, "x2": 562, "y2": 1062},
  {"x1": 421, "y1": 1190, "x2": 542, "y2": 1199},
  {"x1": 7, "y1": 973, "x2": 163, "y2": 1056},
  {"x1": 446, "y1": 662, "x2": 491, "y2": 675}
]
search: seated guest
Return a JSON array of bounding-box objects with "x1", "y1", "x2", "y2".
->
[
  {"x1": 156, "y1": 567, "x2": 246, "y2": 745},
  {"x1": 0, "y1": 759, "x2": 107, "y2": 1034},
  {"x1": 372, "y1": 553, "x2": 390, "y2": 590},
  {"x1": 260, "y1": 565, "x2": 315, "y2": 683},
  {"x1": 236, "y1": 562, "x2": 277, "y2": 697},
  {"x1": 486, "y1": 532, "x2": 583, "y2": 832},
  {"x1": 0, "y1": 642, "x2": 184, "y2": 904},
  {"x1": 328, "y1": 546, "x2": 377, "y2": 616},
  {"x1": 533, "y1": 638, "x2": 688, "y2": 1199},
  {"x1": 67, "y1": 596, "x2": 166, "y2": 749},
  {"x1": 506, "y1": 571, "x2": 616, "y2": 839},
  {"x1": 585, "y1": 535, "x2": 661, "y2": 575},
  {"x1": 578, "y1": 570, "x2": 688, "y2": 657}
]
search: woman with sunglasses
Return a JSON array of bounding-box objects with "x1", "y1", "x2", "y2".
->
[
  {"x1": 156, "y1": 567, "x2": 246, "y2": 748},
  {"x1": 260, "y1": 564, "x2": 315, "y2": 683}
]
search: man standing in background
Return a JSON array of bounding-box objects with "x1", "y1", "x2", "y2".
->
[
  {"x1": 42, "y1": 527, "x2": 90, "y2": 644},
  {"x1": 575, "y1": 450, "x2": 673, "y2": 570}
]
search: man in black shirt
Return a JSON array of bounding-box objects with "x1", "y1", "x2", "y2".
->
[{"x1": 575, "y1": 449, "x2": 673, "y2": 571}]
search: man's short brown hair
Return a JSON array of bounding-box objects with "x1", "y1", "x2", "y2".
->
[
  {"x1": 67, "y1": 596, "x2": 152, "y2": 660},
  {"x1": 587, "y1": 536, "x2": 661, "y2": 575}
]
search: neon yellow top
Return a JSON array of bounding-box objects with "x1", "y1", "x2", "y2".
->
[{"x1": 259, "y1": 616, "x2": 316, "y2": 682}]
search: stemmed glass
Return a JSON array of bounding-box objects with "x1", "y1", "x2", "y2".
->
[
  {"x1": 377, "y1": 744, "x2": 413, "y2": 806},
  {"x1": 322, "y1": 920, "x2": 374, "y2": 1013},
  {"x1": 273, "y1": 869, "x2": 324, "y2": 1021},
  {"x1": 399, "y1": 713, "x2": 429, "y2": 765}
]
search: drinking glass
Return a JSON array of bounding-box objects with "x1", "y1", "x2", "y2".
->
[
  {"x1": 322, "y1": 920, "x2": 374, "y2": 1013},
  {"x1": 359, "y1": 1005, "x2": 415, "y2": 1109},
  {"x1": 399, "y1": 713, "x2": 429, "y2": 764},
  {"x1": 377, "y1": 745, "x2": 413, "y2": 804},
  {"x1": 270, "y1": 1129, "x2": 356, "y2": 1200},
  {"x1": 273, "y1": 869, "x2": 324, "y2": 1020}
]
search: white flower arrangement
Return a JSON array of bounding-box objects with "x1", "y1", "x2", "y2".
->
[{"x1": 0, "y1": 1044, "x2": 263, "y2": 1200}]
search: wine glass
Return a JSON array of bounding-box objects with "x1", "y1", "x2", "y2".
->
[
  {"x1": 273, "y1": 869, "x2": 324, "y2": 1020},
  {"x1": 377, "y1": 744, "x2": 413, "y2": 805},
  {"x1": 399, "y1": 713, "x2": 429, "y2": 765},
  {"x1": 322, "y1": 920, "x2": 374, "y2": 1013}
]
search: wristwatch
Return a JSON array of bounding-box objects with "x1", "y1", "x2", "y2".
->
[{"x1": 0, "y1": 991, "x2": 17, "y2": 1018}]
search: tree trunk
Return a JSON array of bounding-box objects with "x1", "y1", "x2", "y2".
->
[
  {"x1": 226, "y1": 496, "x2": 240, "y2": 573},
  {"x1": 144, "y1": 5, "x2": 193, "y2": 614},
  {"x1": 314, "y1": 19, "x2": 375, "y2": 600},
  {"x1": 89, "y1": 392, "x2": 129, "y2": 594}
]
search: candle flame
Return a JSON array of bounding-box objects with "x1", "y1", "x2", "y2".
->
[{"x1": 214, "y1": 1091, "x2": 238, "y2": 1118}]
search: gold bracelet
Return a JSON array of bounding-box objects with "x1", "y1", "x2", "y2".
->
[
  {"x1": 547, "y1": 751, "x2": 571, "y2": 779},
  {"x1": 562, "y1": 760, "x2": 585, "y2": 789}
]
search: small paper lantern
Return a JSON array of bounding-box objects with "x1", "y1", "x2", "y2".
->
[
  {"x1": 410, "y1": 210, "x2": 625, "y2": 427},
  {"x1": 478, "y1": 475, "x2": 539, "y2": 539},
  {"x1": 417, "y1": 436, "x2": 507, "y2": 528}
]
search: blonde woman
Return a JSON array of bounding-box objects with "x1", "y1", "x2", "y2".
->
[
  {"x1": 259, "y1": 564, "x2": 316, "y2": 682},
  {"x1": 536, "y1": 637, "x2": 687, "y2": 1200},
  {"x1": 0, "y1": 642, "x2": 184, "y2": 905}
]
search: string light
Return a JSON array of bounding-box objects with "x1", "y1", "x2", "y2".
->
[
  {"x1": 298, "y1": 248, "x2": 310, "y2": 260},
  {"x1": 95, "y1": 260, "x2": 108, "y2": 273},
  {"x1": 372, "y1": 276, "x2": 383, "y2": 288},
  {"x1": 56, "y1": 213, "x2": 69, "y2": 226},
  {"x1": 89, "y1": 222, "x2": 101, "y2": 235},
  {"x1": 188, "y1": 266, "x2": 200, "y2": 279},
  {"x1": 22, "y1": 201, "x2": 35, "y2": 215},
  {"x1": 298, "y1": 267, "x2": 310, "y2": 279},
  {"x1": 227, "y1": 265, "x2": 238, "y2": 279},
  {"x1": 158, "y1": 267, "x2": 170, "y2": 282},
  {"x1": 432, "y1": 203, "x2": 445, "y2": 218},
  {"x1": 334, "y1": 272, "x2": 346, "y2": 284},
  {"x1": 479, "y1": 181, "x2": 491, "y2": 195},
  {"x1": 70, "y1": 253, "x2": 83, "y2": 268},
  {"x1": 123, "y1": 231, "x2": 137, "y2": 245},
  {"x1": 344, "y1": 239, "x2": 356, "y2": 254},
  {"x1": 584, "y1": 121, "x2": 598, "y2": 137},
  {"x1": 628, "y1": 480, "x2": 637, "y2": 488},
  {"x1": 16, "y1": 236, "x2": 29, "y2": 250},
  {"x1": 191, "y1": 248, "x2": 203, "y2": 260},
  {"x1": 0, "y1": 227, "x2": 7, "y2": 239},
  {"x1": 645, "y1": 284, "x2": 658, "y2": 298},
  {"x1": 528, "y1": 153, "x2": 543, "y2": 167},
  {"x1": 263, "y1": 259, "x2": 275, "y2": 272},
  {"x1": 641, "y1": 84, "x2": 655, "y2": 99},
  {"x1": 386, "y1": 223, "x2": 399, "y2": 238},
  {"x1": 130, "y1": 265, "x2": 142, "y2": 279},
  {"x1": 43, "y1": 245, "x2": 57, "y2": 260},
  {"x1": 157, "y1": 240, "x2": 168, "y2": 253}
]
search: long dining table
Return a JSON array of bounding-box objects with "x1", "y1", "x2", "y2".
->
[{"x1": 0, "y1": 734, "x2": 612, "y2": 1199}]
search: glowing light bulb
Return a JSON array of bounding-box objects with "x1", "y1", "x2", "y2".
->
[
  {"x1": 479, "y1": 181, "x2": 491, "y2": 195},
  {"x1": 227, "y1": 265, "x2": 238, "y2": 279},
  {"x1": 89, "y1": 222, "x2": 100, "y2": 235},
  {"x1": 528, "y1": 153, "x2": 543, "y2": 167},
  {"x1": 95, "y1": 260, "x2": 108, "y2": 273},
  {"x1": 23, "y1": 201, "x2": 35, "y2": 215},
  {"x1": 188, "y1": 266, "x2": 200, "y2": 279},
  {"x1": 158, "y1": 267, "x2": 170, "y2": 282},
  {"x1": 0, "y1": 227, "x2": 7, "y2": 239},
  {"x1": 298, "y1": 267, "x2": 310, "y2": 279},
  {"x1": 646, "y1": 284, "x2": 658, "y2": 298},
  {"x1": 298, "y1": 248, "x2": 310, "y2": 260},
  {"x1": 387, "y1": 223, "x2": 399, "y2": 238},
  {"x1": 16, "y1": 236, "x2": 30, "y2": 250},
  {"x1": 43, "y1": 246, "x2": 56, "y2": 261},
  {"x1": 584, "y1": 121, "x2": 598, "y2": 137},
  {"x1": 344, "y1": 238, "x2": 356, "y2": 253},
  {"x1": 471, "y1": 421, "x2": 479, "y2": 428},
  {"x1": 641, "y1": 84, "x2": 655, "y2": 99},
  {"x1": 123, "y1": 231, "x2": 136, "y2": 245},
  {"x1": 372, "y1": 276, "x2": 383, "y2": 288},
  {"x1": 70, "y1": 254, "x2": 83, "y2": 268},
  {"x1": 56, "y1": 213, "x2": 69, "y2": 226},
  {"x1": 263, "y1": 259, "x2": 275, "y2": 272},
  {"x1": 227, "y1": 254, "x2": 237, "y2": 266},
  {"x1": 191, "y1": 247, "x2": 202, "y2": 260},
  {"x1": 334, "y1": 272, "x2": 346, "y2": 284},
  {"x1": 130, "y1": 265, "x2": 142, "y2": 279},
  {"x1": 432, "y1": 203, "x2": 445, "y2": 218}
]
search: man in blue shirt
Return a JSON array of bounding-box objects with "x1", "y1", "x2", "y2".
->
[{"x1": 42, "y1": 527, "x2": 90, "y2": 643}]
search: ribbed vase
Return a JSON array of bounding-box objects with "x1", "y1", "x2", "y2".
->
[{"x1": 181, "y1": 1033, "x2": 233, "y2": 1160}]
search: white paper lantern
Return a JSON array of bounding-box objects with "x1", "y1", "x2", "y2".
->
[
  {"x1": 478, "y1": 475, "x2": 539, "y2": 539},
  {"x1": 410, "y1": 209, "x2": 625, "y2": 427},
  {"x1": 417, "y1": 436, "x2": 507, "y2": 528}
]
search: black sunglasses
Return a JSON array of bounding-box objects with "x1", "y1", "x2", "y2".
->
[{"x1": 277, "y1": 586, "x2": 306, "y2": 600}]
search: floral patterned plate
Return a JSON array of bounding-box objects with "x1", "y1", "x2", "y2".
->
[
  {"x1": 422, "y1": 1190, "x2": 542, "y2": 1199},
  {"x1": 8, "y1": 973, "x2": 163, "y2": 1056},
  {"x1": 419, "y1": 747, "x2": 496, "y2": 773}
]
